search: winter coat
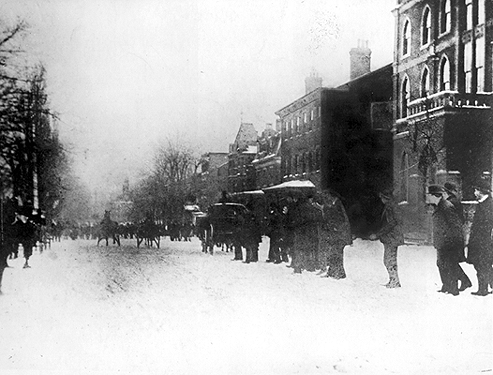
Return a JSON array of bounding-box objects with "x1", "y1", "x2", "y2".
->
[
  {"x1": 288, "y1": 199, "x2": 321, "y2": 253},
  {"x1": 447, "y1": 195, "x2": 466, "y2": 262},
  {"x1": 432, "y1": 198, "x2": 464, "y2": 260},
  {"x1": 376, "y1": 201, "x2": 404, "y2": 247},
  {"x1": 267, "y1": 207, "x2": 286, "y2": 240},
  {"x1": 240, "y1": 213, "x2": 262, "y2": 249},
  {"x1": 467, "y1": 197, "x2": 493, "y2": 265},
  {"x1": 319, "y1": 196, "x2": 352, "y2": 247}
]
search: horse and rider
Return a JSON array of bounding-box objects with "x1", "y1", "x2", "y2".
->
[
  {"x1": 96, "y1": 210, "x2": 121, "y2": 246},
  {"x1": 136, "y1": 213, "x2": 161, "y2": 248}
]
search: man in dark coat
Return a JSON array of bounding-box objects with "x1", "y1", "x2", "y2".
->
[
  {"x1": 467, "y1": 179, "x2": 493, "y2": 296},
  {"x1": 315, "y1": 190, "x2": 352, "y2": 279},
  {"x1": 287, "y1": 193, "x2": 321, "y2": 274},
  {"x1": 427, "y1": 185, "x2": 464, "y2": 295},
  {"x1": 240, "y1": 211, "x2": 261, "y2": 264},
  {"x1": 444, "y1": 182, "x2": 472, "y2": 291},
  {"x1": 266, "y1": 203, "x2": 285, "y2": 264},
  {"x1": 370, "y1": 188, "x2": 404, "y2": 288}
]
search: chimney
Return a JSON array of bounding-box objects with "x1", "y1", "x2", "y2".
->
[
  {"x1": 349, "y1": 39, "x2": 371, "y2": 80},
  {"x1": 305, "y1": 69, "x2": 323, "y2": 94}
]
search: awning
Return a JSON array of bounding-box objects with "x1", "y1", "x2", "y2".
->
[
  {"x1": 231, "y1": 190, "x2": 265, "y2": 196},
  {"x1": 262, "y1": 180, "x2": 316, "y2": 191}
]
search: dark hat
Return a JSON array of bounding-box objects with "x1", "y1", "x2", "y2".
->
[
  {"x1": 473, "y1": 179, "x2": 491, "y2": 194},
  {"x1": 444, "y1": 182, "x2": 458, "y2": 194},
  {"x1": 427, "y1": 185, "x2": 445, "y2": 195}
]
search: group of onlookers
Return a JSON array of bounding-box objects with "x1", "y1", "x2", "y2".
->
[
  {"x1": 428, "y1": 180, "x2": 493, "y2": 296},
  {"x1": 224, "y1": 178, "x2": 493, "y2": 296},
  {"x1": 262, "y1": 188, "x2": 401, "y2": 287}
]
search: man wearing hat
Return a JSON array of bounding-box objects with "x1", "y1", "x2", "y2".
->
[
  {"x1": 466, "y1": 179, "x2": 493, "y2": 296},
  {"x1": 444, "y1": 182, "x2": 472, "y2": 291},
  {"x1": 427, "y1": 184, "x2": 464, "y2": 295}
]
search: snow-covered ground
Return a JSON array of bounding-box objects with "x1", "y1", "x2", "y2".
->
[{"x1": 0, "y1": 237, "x2": 491, "y2": 375}]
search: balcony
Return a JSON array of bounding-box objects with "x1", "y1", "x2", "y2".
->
[{"x1": 397, "y1": 91, "x2": 493, "y2": 126}]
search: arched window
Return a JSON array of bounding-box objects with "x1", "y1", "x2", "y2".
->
[
  {"x1": 421, "y1": 67, "x2": 430, "y2": 97},
  {"x1": 422, "y1": 7, "x2": 431, "y2": 45},
  {"x1": 440, "y1": 56, "x2": 451, "y2": 91},
  {"x1": 402, "y1": 20, "x2": 411, "y2": 56},
  {"x1": 466, "y1": 0, "x2": 473, "y2": 30},
  {"x1": 440, "y1": 0, "x2": 451, "y2": 34},
  {"x1": 401, "y1": 76, "x2": 410, "y2": 118},
  {"x1": 478, "y1": 0, "x2": 485, "y2": 25}
]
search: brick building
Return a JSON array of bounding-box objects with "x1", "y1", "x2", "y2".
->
[
  {"x1": 276, "y1": 45, "x2": 394, "y2": 236},
  {"x1": 392, "y1": 0, "x2": 493, "y2": 238}
]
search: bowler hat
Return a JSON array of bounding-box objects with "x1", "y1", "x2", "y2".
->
[
  {"x1": 427, "y1": 185, "x2": 445, "y2": 195},
  {"x1": 473, "y1": 179, "x2": 491, "y2": 194},
  {"x1": 444, "y1": 182, "x2": 458, "y2": 195}
]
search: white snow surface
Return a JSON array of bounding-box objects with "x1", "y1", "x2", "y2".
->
[{"x1": 0, "y1": 237, "x2": 492, "y2": 375}]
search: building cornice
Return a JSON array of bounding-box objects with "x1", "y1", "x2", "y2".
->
[{"x1": 275, "y1": 88, "x2": 322, "y2": 118}]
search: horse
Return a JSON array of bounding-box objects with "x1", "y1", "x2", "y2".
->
[
  {"x1": 136, "y1": 218, "x2": 161, "y2": 249},
  {"x1": 96, "y1": 210, "x2": 121, "y2": 246}
]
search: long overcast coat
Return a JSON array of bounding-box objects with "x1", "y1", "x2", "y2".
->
[
  {"x1": 432, "y1": 198, "x2": 464, "y2": 260},
  {"x1": 467, "y1": 197, "x2": 493, "y2": 266}
]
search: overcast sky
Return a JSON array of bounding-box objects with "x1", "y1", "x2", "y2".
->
[{"x1": 2, "y1": 0, "x2": 396, "y2": 194}]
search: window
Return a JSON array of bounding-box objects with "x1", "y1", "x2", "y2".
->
[
  {"x1": 290, "y1": 119, "x2": 295, "y2": 136},
  {"x1": 466, "y1": 0, "x2": 473, "y2": 30},
  {"x1": 422, "y1": 7, "x2": 431, "y2": 46},
  {"x1": 400, "y1": 152, "x2": 409, "y2": 203},
  {"x1": 315, "y1": 147, "x2": 321, "y2": 170},
  {"x1": 478, "y1": 0, "x2": 485, "y2": 25},
  {"x1": 296, "y1": 116, "x2": 300, "y2": 133},
  {"x1": 401, "y1": 76, "x2": 410, "y2": 118},
  {"x1": 403, "y1": 19, "x2": 411, "y2": 56},
  {"x1": 464, "y1": 42, "x2": 473, "y2": 92},
  {"x1": 421, "y1": 67, "x2": 430, "y2": 97},
  {"x1": 476, "y1": 37, "x2": 485, "y2": 92},
  {"x1": 440, "y1": 56, "x2": 451, "y2": 91},
  {"x1": 304, "y1": 112, "x2": 308, "y2": 124},
  {"x1": 440, "y1": 0, "x2": 451, "y2": 34},
  {"x1": 310, "y1": 108, "x2": 314, "y2": 121}
]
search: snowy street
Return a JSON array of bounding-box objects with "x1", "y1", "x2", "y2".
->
[{"x1": 1, "y1": 237, "x2": 492, "y2": 375}]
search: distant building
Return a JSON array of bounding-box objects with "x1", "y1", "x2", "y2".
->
[
  {"x1": 252, "y1": 123, "x2": 282, "y2": 189},
  {"x1": 392, "y1": 0, "x2": 493, "y2": 240},
  {"x1": 195, "y1": 152, "x2": 229, "y2": 209},
  {"x1": 228, "y1": 123, "x2": 258, "y2": 192}
]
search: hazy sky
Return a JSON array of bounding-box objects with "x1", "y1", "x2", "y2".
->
[{"x1": 2, "y1": 0, "x2": 396, "y2": 194}]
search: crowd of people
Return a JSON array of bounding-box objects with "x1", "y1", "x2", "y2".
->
[{"x1": 216, "y1": 179, "x2": 493, "y2": 297}]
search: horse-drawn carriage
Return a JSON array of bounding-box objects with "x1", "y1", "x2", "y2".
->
[{"x1": 196, "y1": 202, "x2": 250, "y2": 254}]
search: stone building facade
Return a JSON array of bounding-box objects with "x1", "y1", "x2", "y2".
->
[{"x1": 392, "y1": 0, "x2": 493, "y2": 238}]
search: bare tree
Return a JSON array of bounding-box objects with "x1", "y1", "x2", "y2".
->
[{"x1": 410, "y1": 98, "x2": 445, "y2": 181}]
